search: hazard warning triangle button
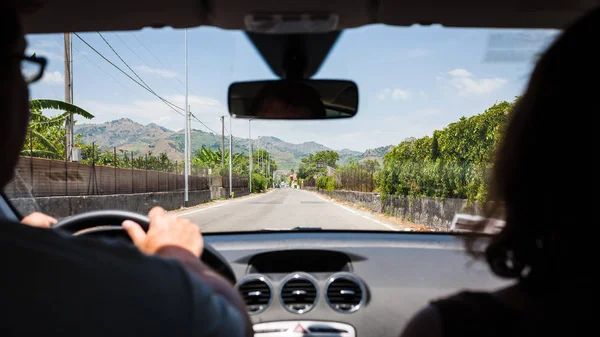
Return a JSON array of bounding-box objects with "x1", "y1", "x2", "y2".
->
[{"x1": 293, "y1": 323, "x2": 307, "y2": 333}]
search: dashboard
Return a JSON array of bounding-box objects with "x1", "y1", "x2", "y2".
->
[{"x1": 204, "y1": 231, "x2": 509, "y2": 337}]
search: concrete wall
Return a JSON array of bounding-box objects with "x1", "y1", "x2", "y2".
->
[
  {"x1": 210, "y1": 187, "x2": 251, "y2": 199},
  {"x1": 10, "y1": 187, "x2": 250, "y2": 219},
  {"x1": 305, "y1": 187, "x2": 481, "y2": 231}
]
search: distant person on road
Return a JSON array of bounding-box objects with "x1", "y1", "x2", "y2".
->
[
  {"x1": 400, "y1": 7, "x2": 597, "y2": 337},
  {"x1": 1, "y1": 2, "x2": 251, "y2": 336}
]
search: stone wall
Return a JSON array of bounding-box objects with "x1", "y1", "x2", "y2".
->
[
  {"x1": 10, "y1": 187, "x2": 251, "y2": 218},
  {"x1": 305, "y1": 187, "x2": 481, "y2": 231}
]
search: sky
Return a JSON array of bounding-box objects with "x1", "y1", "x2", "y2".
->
[{"x1": 26, "y1": 25, "x2": 559, "y2": 152}]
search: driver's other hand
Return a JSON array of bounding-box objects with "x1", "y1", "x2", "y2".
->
[
  {"x1": 122, "y1": 206, "x2": 204, "y2": 258},
  {"x1": 21, "y1": 212, "x2": 57, "y2": 228}
]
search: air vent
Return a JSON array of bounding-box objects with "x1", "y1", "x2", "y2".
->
[
  {"x1": 237, "y1": 276, "x2": 272, "y2": 314},
  {"x1": 280, "y1": 273, "x2": 318, "y2": 314},
  {"x1": 325, "y1": 274, "x2": 366, "y2": 313}
]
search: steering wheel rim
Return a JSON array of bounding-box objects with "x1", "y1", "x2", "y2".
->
[
  {"x1": 53, "y1": 210, "x2": 237, "y2": 284},
  {"x1": 54, "y1": 209, "x2": 151, "y2": 233}
]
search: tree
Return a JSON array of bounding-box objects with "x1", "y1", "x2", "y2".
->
[
  {"x1": 193, "y1": 146, "x2": 255, "y2": 176},
  {"x1": 297, "y1": 150, "x2": 339, "y2": 179},
  {"x1": 313, "y1": 150, "x2": 340, "y2": 168},
  {"x1": 431, "y1": 131, "x2": 440, "y2": 161},
  {"x1": 378, "y1": 99, "x2": 514, "y2": 202},
  {"x1": 22, "y1": 99, "x2": 94, "y2": 159},
  {"x1": 252, "y1": 149, "x2": 277, "y2": 176}
]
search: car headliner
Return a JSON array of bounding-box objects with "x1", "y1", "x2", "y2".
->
[{"x1": 17, "y1": 0, "x2": 599, "y2": 35}]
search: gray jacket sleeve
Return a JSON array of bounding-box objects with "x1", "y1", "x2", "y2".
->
[{"x1": 182, "y1": 269, "x2": 246, "y2": 337}]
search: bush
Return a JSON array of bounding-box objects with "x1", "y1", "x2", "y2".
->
[
  {"x1": 251, "y1": 173, "x2": 267, "y2": 193},
  {"x1": 316, "y1": 176, "x2": 336, "y2": 191}
]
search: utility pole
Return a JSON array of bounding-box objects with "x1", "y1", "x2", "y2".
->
[
  {"x1": 256, "y1": 136, "x2": 261, "y2": 174},
  {"x1": 248, "y1": 119, "x2": 252, "y2": 193},
  {"x1": 229, "y1": 116, "x2": 233, "y2": 198},
  {"x1": 183, "y1": 28, "x2": 189, "y2": 206},
  {"x1": 188, "y1": 105, "x2": 192, "y2": 166},
  {"x1": 64, "y1": 32, "x2": 74, "y2": 161},
  {"x1": 221, "y1": 116, "x2": 225, "y2": 168}
]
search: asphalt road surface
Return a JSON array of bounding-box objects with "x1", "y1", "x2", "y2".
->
[{"x1": 175, "y1": 187, "x2": 399, "y2": 232}]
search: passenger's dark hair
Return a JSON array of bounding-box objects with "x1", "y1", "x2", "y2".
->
[{"x1": 467, "y1": 7, "x2": 600, "y2": 286}]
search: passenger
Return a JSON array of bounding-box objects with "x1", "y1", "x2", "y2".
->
[
  {"x1": 400, "y1": 7, "x2": 598, "y2": 337},
  {"x1": 1, "y1": 2, "x2": 252, "y2": 336}
]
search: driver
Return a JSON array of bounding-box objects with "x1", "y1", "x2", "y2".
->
[
  {"x1": 1, "y1": 2, "x2": 252, "y2": 336},
  {"x1": 251, "y1": 81, "x2": 327, "y2": 119}
]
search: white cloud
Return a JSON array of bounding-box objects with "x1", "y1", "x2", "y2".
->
[
  {"x1": 135, "y1": 65, "x2": 178, "y2": 78},
  {"x1": 391, "y1": 89, "x2": 411, "y2": 100},
  {"x1": 448, "y1": 68, "x2": 472, "y2": 77},
  {"x1": 376, "y1": 88, "x2": 411, "y2": 101},
  {"x1": 77, "y1": 94, "x2": 225, "y2": 132},
  {"x1": 35, "y1": 40, "x2": 61, "y2": 49},
  {"x1": 41, "y1": 71, "x2": 64, "y2": 85},
  {"x1": 443, "y1": 69, "x2": 507, "y2": 95}
]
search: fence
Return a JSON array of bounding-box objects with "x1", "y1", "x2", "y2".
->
[
  {"x1": 6, "y1": 156, "x2": 217, "y2": 198},
  {"x1": 304, "y1": 177, "x2": 316, "y2": 187},
  {"x1": 336, "y1": 163, "x2": 376, "y2": 192},
  {"x1": 222, "y1": 176, "x2": 249, "y2": 189}
]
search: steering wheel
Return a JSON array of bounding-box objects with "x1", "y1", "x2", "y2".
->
[{"x1": 53, "y1": 210, "x2": 237, "y2": 284}]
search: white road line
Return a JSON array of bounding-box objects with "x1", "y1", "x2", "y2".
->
[
  {"x1": 175, "y1": 189, "x2": 276, "y2": 216},
  {"x1": 308, "y1": 190, "x2": 399, "y2": 231},
  {"x1": 176, "y1": 202, "x2": 228, "y2": 216}
]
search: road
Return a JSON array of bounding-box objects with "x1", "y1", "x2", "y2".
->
[{"x1": 175, "y1": 188, "x2": 399, "y2": 232}]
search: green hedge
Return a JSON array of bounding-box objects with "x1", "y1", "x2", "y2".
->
[
  {"x1": 316, "y1": 176, "x2": 337, "y2": 191},
  {"x1": 377, "y1": 99, "x2": 514, "y2": 203}
]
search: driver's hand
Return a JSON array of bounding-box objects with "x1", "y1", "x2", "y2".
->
[
  {"x1": 21, "y1": 212, "x2": 57, "y2": 228},
  {"x1": 122, "y1": 206, "x2": 204, "y2": 258}
]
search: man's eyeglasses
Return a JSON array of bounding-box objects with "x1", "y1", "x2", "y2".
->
[{"x1": 16, "y1": 54, "x2": 47, "y2": 84}]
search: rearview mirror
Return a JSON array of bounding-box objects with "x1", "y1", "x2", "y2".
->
[{"x1": 228, "y1": 79, "x2": 358, "y2": 120}]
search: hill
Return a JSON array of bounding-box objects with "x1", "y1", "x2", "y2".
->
[{"x1": 74, "y1": 118, "x2": 390, "y2": 169}]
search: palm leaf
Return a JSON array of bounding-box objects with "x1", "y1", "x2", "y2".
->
[
  {"x1": 20, "y1": 149, "x2": 61, "y2": 159},
  {"x1": 29, "y1": 99, "x2": 94, "y2": 119},
  {"x1": 30, "y1": 130, "x2": 60, "y2": 154}
]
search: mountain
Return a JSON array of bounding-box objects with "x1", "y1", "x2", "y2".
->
[{"x1": 74, "y1": 119, "x2": 392, "y2": 169}]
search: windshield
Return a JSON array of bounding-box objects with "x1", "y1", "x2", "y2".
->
[{"x1": 4, "y1": 25, "x2": 559, "y2": 233}]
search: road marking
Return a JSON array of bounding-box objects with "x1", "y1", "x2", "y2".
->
[
  {"x1": 307, "y1": 190, "x2": 399, "y2": 231},
  {"x1": 175, "y1": 189, "x2": 277, "y2": 216},
  {"x1": 176, "y1": 202, "x2": 227, "y2": 216}
]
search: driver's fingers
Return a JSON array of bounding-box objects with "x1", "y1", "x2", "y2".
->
[
  {"x1": 122, "y1": 220, "x2": 146, "y2": 246},
  {"x1": 148, "y1": 207, "x2": 174, "y2": 231},
  {"x1": 148, "y1": 206, "x2": 166, "y2": 219}
]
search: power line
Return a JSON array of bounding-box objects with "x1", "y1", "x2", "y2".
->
[
  {"x1": 132, "y1": 33, "x2": 186, "y2": 88},
  {"x1": 73, "y1": 32, "x2": 184, "y2": 118},
  {"x1": 190, "y1": 113, "x2": 219, "y2": 134},
  {"x1": 57, "y1": 35, "x2": 139, "y2": 97},
  {"x1": 111, "y1": 32, "x2": 184, "y2": 95},
  {"x1": 96, "y1": 32, "x2": 184, "y2": 114},
  {"x1": 74, "y1": 32, "x2": 218, "y2": 139}
]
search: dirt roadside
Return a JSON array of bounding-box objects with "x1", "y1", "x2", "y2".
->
[{"x1": 314, "y1": 192, "x2": 434, "y2": 232}]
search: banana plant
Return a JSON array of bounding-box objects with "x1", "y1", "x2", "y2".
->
[{"x1": 21, "y1": 99, "x2": 94, "y2": 159}]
